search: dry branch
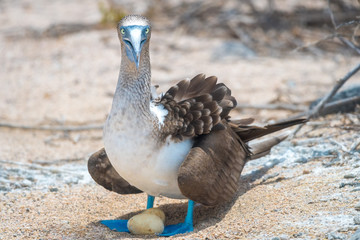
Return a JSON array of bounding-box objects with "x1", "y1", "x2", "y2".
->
[
  {"x1": 317, "y1": 95, "x2": 360, "y2": 116},
  {"x1": 288, "y1": 2, "x2": 360, "y2": 138},
  {"x1": 328, "y1": 0, "x2": 360, "y2": 55},
  {"x1": 288, "y1": 63, "x2": 360, "y2": 138},
  {"x1": 307, "y1": 63, "x2": 360, "y2": 119},
  {"x1": 337, "y1": 35, "x2": 360, "y2": 55}
]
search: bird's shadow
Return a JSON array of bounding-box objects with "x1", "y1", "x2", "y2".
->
[{"x1": 87, "y1": 159, "x2": 281, "y2": 238}]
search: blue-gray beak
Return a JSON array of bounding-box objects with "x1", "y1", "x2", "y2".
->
[{"x1": 124, "y1": 28, "x2": 144, "y2": 69}]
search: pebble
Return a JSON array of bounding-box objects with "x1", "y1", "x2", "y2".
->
[
  {"x1": 271, "y1": 234, "x2": 289, "y2": 240},
  {"x1": 49, "y1": 187, "x2": 58, "y2": 192},
  {"x1": 261, "y1": 173, "x2": 279, "y2": 182},
  {"x1": 355, "y1": 202, "x2": 360, "y2": 211},
  {"x1": 344, "y1": 174, "x2": 356, "y2": 179},
  {"x1": 295, "y1": 157, "x2": 308, "y2": 163},
  {"x1": 0, "y1": 186, "x2": 10, "y2": 191},
  {"x1": 349, "y1": 229, "x2": 360, "y2": 240},
  {"x1": 21, "y1": 179, "x2": 32, "y2": 187},
  {"x1": 313, "y1": 150, "x2": 334, "y2": 157},
  {"x1": 293, "y1": 232, "x2": 303, "y2": 238},
  {"x1": 339, "y1": 182, "x2": 360, "y2": 188},
  {"x1": 326, "y1": 232, "x2": 346, "y2": 240},
  {"x1": 354, "y1": 216, "x2": 360, "y2": 225}
]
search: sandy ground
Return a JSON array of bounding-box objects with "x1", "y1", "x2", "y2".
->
[{"x1": 1, "y1": 1, "x2": 360, "y2": 239}]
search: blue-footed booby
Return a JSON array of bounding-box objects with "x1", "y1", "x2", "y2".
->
[{"x1": 88, "y1": 15, "x2": 307, "y2": 236}]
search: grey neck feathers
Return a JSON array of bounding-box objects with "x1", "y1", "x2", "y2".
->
[{"x1": 111, "y1": 42, "x2": 152, "y2": 120}]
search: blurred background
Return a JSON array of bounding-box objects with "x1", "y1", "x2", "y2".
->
[
  {"x1": 2, "y1": 0, "x2": 359, "y2": 161},
  {"x1": 1, "y1": 1, "x2": 360, "y2": 239}
]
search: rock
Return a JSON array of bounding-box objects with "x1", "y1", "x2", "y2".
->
[
  {"x1": 49, "y1": 187, "x2": 58, "y2": 192},
  {"x1": 0, "y1": 186, "x2": 10, "y2": 191},
  {"x1": 127, "y1": 211, "x2": 165, "y2": 235},
  {"x1": 21, "y1": 179, "x2": 32, "y2": 187},
  {"x1": 344, "y1": 174, "x2": 356, "y2": 179},
  {"x1": 355, "y1": 202, "x2": 360, "y2": 211},
  {"x1": 339, "y1": 182, "x2": 360, "y2": 188},
  {"x1": 326, "y1": 232, "x2": 346, "y2": 240},
  {"x1": 349, "y1": 229, "x2": 360, "y2": 240},
  {"x1": 295, "y1": 157, "x2": 308, "y2": 163},
  {"x1": 354, "y1": 215, "x2": 360, "y2": 225},
  {"x1": 293, "y1": 232, "x2": 303, "y2": 238},
  {"x1": 313, "y1": 150, "x2": 334, "y2": 157},
  {"x1": 261, "y1": 173, "x2": 279, "y2": 182},
  {"x1": 271, "y1": 234, "x2": 289, "y2": 240}
]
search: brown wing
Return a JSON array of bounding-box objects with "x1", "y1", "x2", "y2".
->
[
  {"x1": 157, "y1": 74, "x2": 236, "y2": 139},
  {"x1": 88, "y1": 148, "x2": 142, "y2": 194},
  {"x1": 177, "y1": 120, "x2": 248, "y2": 207},
  {"x1": 177, "y1": 118, "x2": 307, "y2": 206}
]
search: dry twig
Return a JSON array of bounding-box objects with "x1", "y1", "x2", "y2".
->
[
  {"x1": 318, "y1": 95, "x2": 360, "y2": 115},
  {"x1": 328, "y1": 0, "x2": 360, "y2": 54},
  {"x1": 307, "y1": 63, "x2": 360, "y2": 119},
  {"x1": 336, "y1": 35, "x2": 360, "y2": 55},
  {"x1": 288, "y1": 63, "x2": 360, "y2": 137}
]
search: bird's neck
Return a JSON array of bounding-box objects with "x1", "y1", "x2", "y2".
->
[{"x1": 110, "y1": 48, "x2": 152, "y2": 120}]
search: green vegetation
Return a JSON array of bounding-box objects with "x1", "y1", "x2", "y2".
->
[{"x1": 98, "y1": 1, "x2": 127, "y2": 27}]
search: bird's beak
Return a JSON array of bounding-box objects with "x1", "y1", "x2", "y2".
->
[{"x1": 127, "y1": 28, "x2": 143, "y2": 69}]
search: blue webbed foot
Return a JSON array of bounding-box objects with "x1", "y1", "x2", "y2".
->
[
  {"x1": 100, "y1": 219, "x2": 129, "y2": 232},
  {"x1": 159, "y1": 222, "x2": 194, "y2": 236},
  {"x1": 100, "y1": 197, "x2": 195, "y2": 237},
  {"x1": 99, "y1": 195, "x2": 154, "y2": 233},
  {"x1": 159, "y1": 200, "x2": 195, "y2": 236}
]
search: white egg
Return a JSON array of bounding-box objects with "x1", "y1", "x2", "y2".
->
[
  {"x1": 142, "y1": 208, "x2": 165, "y2": 223},
  {"x1": 127, "y1": 213, "x2": 164, "y2": 235}
]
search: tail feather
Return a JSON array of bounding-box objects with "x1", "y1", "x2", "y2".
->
[
  {"x1": 230, "y1": 117, "x2": 307, "y2": 161},
  {"x1": 232, "y1": 118, "x2": 307, "y2": 142},
  {"x1": 247, "y1": 131, "x2": 290, "y2": 160}
]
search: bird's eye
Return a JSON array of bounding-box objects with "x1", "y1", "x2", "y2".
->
[
  {"x1": 120, "y1": 29, "x2": 125, "y2": 35},
  {"x1": 145, "y1": 28, "x2": 149, "y2": 34}
]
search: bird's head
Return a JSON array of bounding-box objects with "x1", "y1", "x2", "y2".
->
[{"x1": 117, "y1": 15, "x2": 151, "y2": 70}]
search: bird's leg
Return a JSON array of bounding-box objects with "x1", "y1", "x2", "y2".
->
[
  {"x1": 159, "y1": 200, "x2": 194, "y2": 236},
  {"x1": 147, "y1": 195, "x2": 155, "y2": 209},
  {"x1": 100, "y1": 195, "x2": 155, "y2": 232}
]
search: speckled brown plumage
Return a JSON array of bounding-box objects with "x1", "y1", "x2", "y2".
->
[{"x1": 154, "y1": 74, "x2": 236, "y2": 140}]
